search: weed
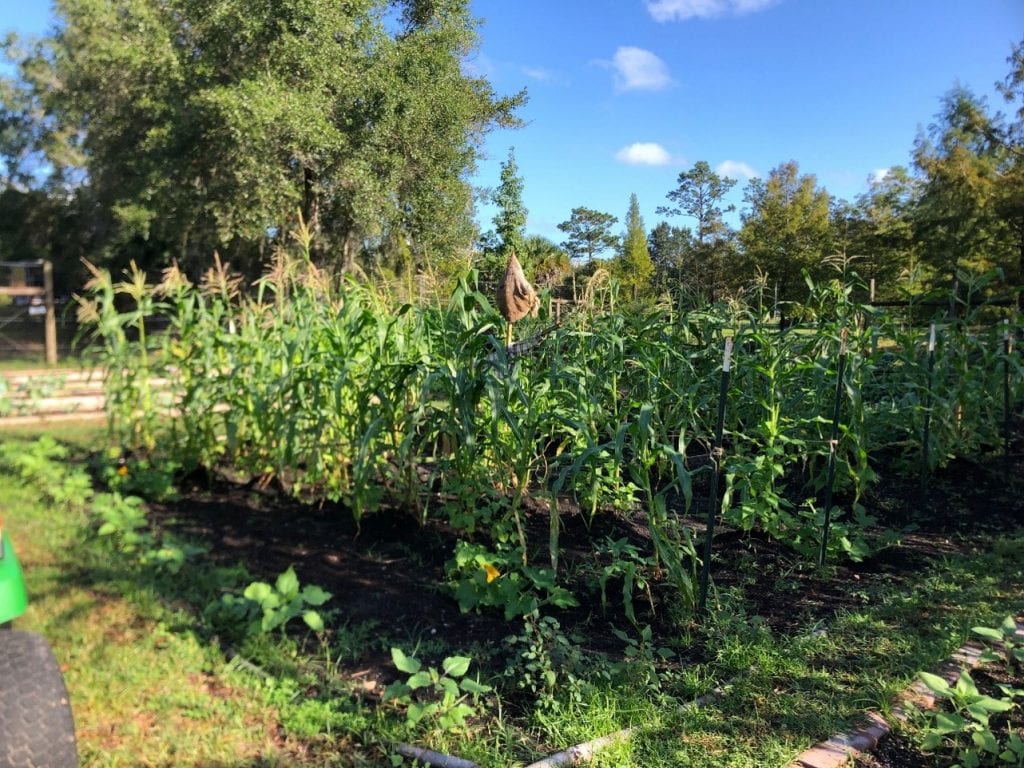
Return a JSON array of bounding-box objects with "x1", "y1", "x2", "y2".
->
[
  {"x1": 215, "y1": 567, "x2": 333, "y2": 637},
  {"x1": 383, "y1": 647, "x2": 491, "y2": 732},
  {"x1": 916, "y1": 669, "x2": 1022, "y2": 767}
]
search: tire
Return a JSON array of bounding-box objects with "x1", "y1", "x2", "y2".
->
[{"x1": 0, "y1": 631, "x2": 78, "y2": 768}]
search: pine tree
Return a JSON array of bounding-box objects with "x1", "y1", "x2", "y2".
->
[
  {"x1": 492, "y1": 147, "x2": 528, "y2": 264},
  {"x1": 618, "y1": 193, "x2": 654, "y2": 299}
]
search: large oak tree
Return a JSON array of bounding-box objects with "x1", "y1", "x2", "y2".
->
[{"x1": 1, "y1": 0, "x2": 523, "y2": 277}]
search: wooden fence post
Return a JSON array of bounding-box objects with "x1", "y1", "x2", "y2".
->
[{"x1": 43, "y1": 260, "x2": 57, "y2": 364}]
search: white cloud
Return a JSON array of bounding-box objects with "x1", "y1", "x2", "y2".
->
[
  {"x1": 522, "y1": 66, "x2": 553, "y2": 82},
  {"x1": 646, "y1": 0, "x2": 778, "y2": 22},
  {"x1": 616, "y1": 142, "x2": 673, "y2": 166},
  {"x1": 610, "y1": 46, "x2": 674, "y2": 91},
  {"x1": 461, "y1": 52, "x2": 496, "y2": 79},
  {"x1": 870, "y1": 167, "x2": 890, "y2": 184},
  {"x1": 716, "y1": 160, "x2": 758, "y2": 180}
]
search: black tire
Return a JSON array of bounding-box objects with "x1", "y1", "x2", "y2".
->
[{"x1": 0, "y1": 631, "x2": 78, "y2": 768}]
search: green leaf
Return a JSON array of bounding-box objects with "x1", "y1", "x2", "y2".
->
[
  {"x1": 243, "y1": 582, "x2": 273, "y2": 602},
  {"x1": 972, "y1": 626, "x2": 1004, "y2": 642},
  {"x1": 965, "y1": 704, "x2": 992, "y2": 724},
  {"x1": 407, "y1": 671, "x2": 432, "y2": 690},
  {"x1": 973, "y1": 696, "x2": 1014, "y2": 712},
  {"x1": 406, "y1": 702, "x2": 426, "y2": 725},
  {"x1": 442, "y1": 656, "x2": 471, "y2": 678},
  {"x1": 439, "y1": 677, "x2": 460, "y2": 702},
  {"x1": 919, "y1": 671, "x2": 954, "y2": 698},
  {"x1": 302, "y1": 610, "x2": 324, "y2": 632},
  {"x1": 301, "y1": 585, "x2": 332, "y2": 606},
  {"x1": 972, "y1": 729, "x2": 999, "y2": 754},
  {"x1": 955, "y1": 672, "x2": 979, "y2": 698},
  {"x1": 391, "y1": 647, "x2": 421, "y2": 675},
  {"x1": 1007, "y1": 732, "x2": 1024, "y2": 753},
  {"x1": 446, "y1": 703, "x2": 474, "y2": 727},
  {"x1": 932, "y1": 711, "x2": 966, "y2": 734},
  {"x1": 460, "y1": 677, "x2": 492, "y2": 694},
  {"x1": 275, "y1": 567, "x2": 300, "y2": 598},
  {"x1": 921, "y1": 731, "x2": 944, "y2": 750},
  {"x1": 382, "y1": 681, "x2": 410, "y2": 702}
]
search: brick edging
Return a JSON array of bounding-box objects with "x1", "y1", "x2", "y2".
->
[{"x1": 786, "y1": 619, "x2": 1024, "y2": 768}]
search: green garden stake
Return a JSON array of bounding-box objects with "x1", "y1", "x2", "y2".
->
[
  {"x1": 921, "y1": 323, "x2": 936, "y2": 490},
  {"x1": 818, "y1": 328, "x2": 848, "y2": 567},
  {"x1": 698, "y1": 336, "x2": 732, "y2": 615},
  {"x1": 1005, "y1": 320, "x2": 1012, "y2": 459}
]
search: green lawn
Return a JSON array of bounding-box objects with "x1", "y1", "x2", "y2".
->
[{"x1": 1, "y1": 427, "x2": 335, "y2": 767}]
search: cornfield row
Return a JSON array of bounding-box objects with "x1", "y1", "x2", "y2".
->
[{"x1": 76, "y1": 248, "x2": 1023, "y2": 613}]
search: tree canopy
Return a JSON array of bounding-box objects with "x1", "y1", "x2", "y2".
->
[
  {"x1": 557, "y1": 207, "x2": 619, "y2": 264},
  {"x1": 738, "y1": 161, "x2": 831, "y2": 301},
  {"x1": 0, "y1": 0, "x2": 524, "y2": 278}
]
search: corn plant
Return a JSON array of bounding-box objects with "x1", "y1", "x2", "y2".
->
[{"x1": 74, "y1": 245, "x2": 1024, "y2": 622}]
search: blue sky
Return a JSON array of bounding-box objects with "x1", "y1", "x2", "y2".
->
[
  {"x1": 468, "y1": 0, "x2": 1024, "y2": 241},
  {"x1": 2, "y1": 0, "x2": 1022, "y2": 245}
]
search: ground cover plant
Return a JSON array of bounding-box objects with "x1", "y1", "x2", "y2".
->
[{"x1": 10, "y1": 251, "x2": 1016, "y2": 765}]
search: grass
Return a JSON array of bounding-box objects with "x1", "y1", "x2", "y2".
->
[
  {"x1": 0, "y1": 357, "x2": 89, "y2": 371},
  {"x1": 624, "y1": 546, "x2": 1024, "y2": 766},
  {"x1": 1, "y1": 428, "x2": 343, "y2": 767},
  {"x1": 0, "y1": 419, "x2": 110, "y2": 447},
  {"x1": 2, "y1": 425, "x2": 1022, "y2": 766}
]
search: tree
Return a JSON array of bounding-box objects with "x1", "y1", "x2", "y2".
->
[
  {"x1": 737, "y1": 161, "x2": 831, "y2": 301},
  {"x1": 616, "y1": 193, "x2": 654, "y2": 298},
  {"x1": 849, "y1": 167, "x2": 923, "y2": 297},
  {"x1": 556, "y1": 207, "x2": 618, "y2": 264},
  {"x1": 0, "y1": 0, "x2": 523, "y2": 277},
  {"x1": 994, "y1": 38, "x2": 1024, "y2": 307},
  {"x1": 657, "y1": 161, "x2": 736, "y2": 302},
  {"x1": 521, "y1": 234, "x2": 571, "y2": 292},
  {"x1": 912, "y1": 87, "x2": 1010, "y2": 285},
  {"x1": 647, "y1": 221, "x2": 693, "y2": 297},
  {"x1": 657, "y1": 161, "x2": 736, "y2": 245},
  {"x1": 491, "y1": 147, "x2": 528, "y2": 263}
]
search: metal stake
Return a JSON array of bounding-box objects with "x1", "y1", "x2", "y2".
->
[
  {"x1": 1005, "y1": 320, "x2": 1012, "y2": 459},
  {"x1": 921, "y1": 323, "x2": 936, "y2": 489},
  {"x1": 698, "y1": 337, "x2": 732, "y2": 614},
  {"x1": 818, "y1": 329, "x2": 848, "y2": 567}
]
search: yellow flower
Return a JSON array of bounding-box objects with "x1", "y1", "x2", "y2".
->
[
  {"x1": 117, "y1": 465, "x2": 129, "y2": 477},
  {"x1": 483, "y1": 563, "x2": 501, "y2": 584}
]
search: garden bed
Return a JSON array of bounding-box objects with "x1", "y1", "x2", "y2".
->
[{"x1": 141, "y1": 436, "x2": 1024, "y2": 762}]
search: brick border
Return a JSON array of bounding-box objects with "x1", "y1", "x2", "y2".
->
[{"x1": 787, "y1": 619, "x2": 1024, "y2": 768}]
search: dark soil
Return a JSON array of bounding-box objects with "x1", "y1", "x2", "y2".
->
[
  {"x1": 147, "y1": 431, "x2": 1024, "y2": 703},
  {"x1": 852, "y1": 730, "x2": 932, "y2": 768}
]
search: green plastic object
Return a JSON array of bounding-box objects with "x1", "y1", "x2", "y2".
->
[{"x1": 0, "y1": 530, "x2": 29, "y2": 624}]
